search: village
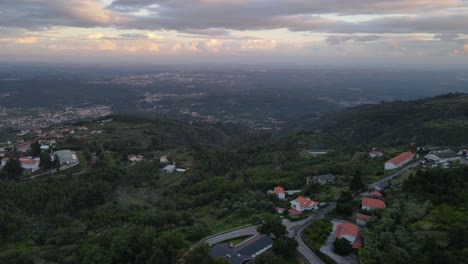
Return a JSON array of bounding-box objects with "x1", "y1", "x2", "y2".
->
[{"x1": 206, "y1": 146, "x2": 468, "y2": 264}]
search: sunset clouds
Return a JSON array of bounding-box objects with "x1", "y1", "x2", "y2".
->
[{"x1": 0, "y1": 0, "x2": 467, "y2": 66}]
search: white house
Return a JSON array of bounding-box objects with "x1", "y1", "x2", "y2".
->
[
  {"x1": 54, "y1": 150, "x2": 78, "y2": 165},
  {"x1": 161, "y1": 164, "x2": 176, "y2": 173},
  {"x1": 273, "y1": 186, "x2": 286, "y2": 200},
  {"x1": 1, "y1": 157, "x2": 40, "y2": 172},
  {"x1": 384, "y1": 151, "x2": 415, "y2": 170},
  {"x1": 425, "y1": 150, "x2": 461, "y2": 163},
  {"x1": 128, "y1": 154, "x2": 144, "y2": 162},
  {"x1": 369, "y1": 150, "x2": 383, "y2": 158},
  {"x1": 290, "y1": 196, "x2": 319, "y2": 212},
  {"x1": 160, "y1": 155, "x2": 169, "y2": 163}
]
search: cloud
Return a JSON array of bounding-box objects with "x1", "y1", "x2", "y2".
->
[
  {"x1": 465, "y1": 44, "x2": 468, "y2": 54},
  {"x1": 147, "y1": 32, "x2": 163, "y2": 39},
  {"x1": 88, "y1": 33, "x2": 103, "y2": 39},
  {"x1": 433, "y1": 33, "x2": 460, "y2": 41},
  {"x1": 326, "y1": 35, "x2": 382, "y2": 45},
  {"x1": 15, "y1": 37, "x2": 37, "y2": 44}
]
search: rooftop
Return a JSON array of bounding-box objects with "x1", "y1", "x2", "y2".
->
[{"x1": 386, "y1": 151, "x2": 414, "y2": 166}]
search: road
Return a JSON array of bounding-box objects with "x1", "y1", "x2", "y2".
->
[
  {"x1": 283, "y1": 203, "x2": 337, "y2": 264},
  {"x1": 197, "y1": 225, "x2": 259, "y2": 247},
  {"x1": 370, "y1": 160, "x2": 420, "y2": 190}
]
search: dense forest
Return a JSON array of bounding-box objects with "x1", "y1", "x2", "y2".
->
[{"x1": 1, "y1": 94, "x2": 468, "y2": 263}]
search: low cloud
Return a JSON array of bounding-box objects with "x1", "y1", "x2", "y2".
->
[{"x1": 326, "y1": 35, "x2": 382, "y2": 45}]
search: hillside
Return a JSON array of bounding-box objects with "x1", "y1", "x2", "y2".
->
[{"x1": 316, "y1": 93, "x2": 468, "y2": 145}]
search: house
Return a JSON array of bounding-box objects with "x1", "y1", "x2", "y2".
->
[
  {"x1": 160, "y1": 155, "x2": 169, "y2": 163},
  {"x1": 161, "y1": 164, "x2": 176, "y2": 173},
  {"x1": 369, "y1": 150, "x2": 383, "y2": 158},
  {"x1": 355, "y1": 213, "x2": 372, "y2": 226},
  {"x1": 290, "y1": 196, "x2": 320, "y2": 212},
  {"x1": 335, "y1": 223, "x2": 362, "y2": 249},
  {"x1": 1, "y1": 157, "x2": 40, "y2": 172},
  {"x1": 128, "y1": 154, "x2": 144, "y2": 162},
  {"x1": 16, "y1": 141, "x2": 31, "y2": 153},
  {"x1": 274, "y1": 186, "x2": 286, "y2": 200},
  {"x1": 209, "y1": 235, "x2": 273, "y2": 264},
  {"x1": 276, "y1": 207, "x2": 285, "y2": 214},
  {"x1": 54, "y1": 150, "x2": 78, "y2": 165},
  {"x1": 425, "y1": 149, "x2": 461, "y2": 163},
  {"x1": 288, "y1": 208, "x2": 303, "y2": 216},
  {"x1": 308, "y1": 149, "x2": 333, "y2": 156},
  {"x1": 362, "y1": 197, "x2": 385, "y2": 210},
  {"x1": 78, "y1": 126, "x2": 88, "y2": 131},
  {"x1": 384, "y1": 151, "x2": 415, "y2": 170},
  {"x1": 315, "y1": 174, "x2": 336, "y2": 185}
]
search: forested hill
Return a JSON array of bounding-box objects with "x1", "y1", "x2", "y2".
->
[
  {"x1": 315, "y1": 93, "x2": 468, "y2": 145},
  {"x1": 85, "y1": 115, "x2": 271, "y2": 150}
]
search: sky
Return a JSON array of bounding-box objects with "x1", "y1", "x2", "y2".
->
[{"x1": 1, "y1": 0, "x2": 468, "y2": 68}]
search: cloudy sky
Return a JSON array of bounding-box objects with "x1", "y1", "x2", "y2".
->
[{"x1": 1, "y1": 0, "x2": 468, "y2": 67}]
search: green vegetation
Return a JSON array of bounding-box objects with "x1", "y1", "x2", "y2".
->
[
  {"x1": 303, "y1": 218, "x2": 333, "y2": 250},
  {"x1": 333, "y1": 238, "x2": 352, "y2": 256},
  {"x1": 319, "y1": 93, "x2": 468, "y2": 145}
]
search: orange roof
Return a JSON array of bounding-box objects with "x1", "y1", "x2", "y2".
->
[
  {"x1": 274, "y1": 186, "x2": 285, "y2": 195},
  {"x1": 386, "y1": 151, "x2": 414, "y2": 166},
  {"x1": 335, "y1": 223, "x2": 362, "y2": 249},
  {"x1": 371, "y1": 150, "x2": 383, "y2": 155},
  {"x1": 288, "y1": 208, "x2": 303, "y2": 215},
  {"x1": 293, "y1": 196, "x2": 319, "y2": 209},
  {"x1": 362, "y1": 198, "x2": 385, "y2": 209},
  {"x1": 336, "y1": 223, "x2": 358, "y2": 239},
  {"x1": 356, "y1": 213, "x2": 371, "y2": 221}
]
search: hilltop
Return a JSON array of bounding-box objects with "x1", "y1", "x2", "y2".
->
[{"x1": 316, "y1": 93, "x2": 468, "y2": 145}]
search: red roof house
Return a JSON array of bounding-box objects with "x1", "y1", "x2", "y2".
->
[
  {"x1": 274, "y1": 186, "x2": 286, "y2": 199},
  {"x1": 290, "y1": 196, "x2": 319, "y2": 212},
  {"x1": 385, "y1": 151, "x2": 415, "y2": 170},
  {"x1": 335, "y1": 223, "x2": 362, "y2": 249},
  {"x1": 362, "y1": 197, "x2": 385, "y2": 210}
]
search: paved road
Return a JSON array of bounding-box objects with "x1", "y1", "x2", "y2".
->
[
  {"x1": 370, "y1": 160, "x2": 419, "y2": 190},
  {"x1": 198, "y1": 225, "x2": 259, "y2": 247},
  {"x1": 283, "y1": 203, "x2": 337, "y2": 264}
]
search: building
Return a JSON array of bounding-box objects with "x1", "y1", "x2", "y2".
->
[
  {"x1": 308, "y1": 149, "x2": 333, "y2": 156},
  {"x1": 368, "y1": 191, "x2": 383, "y2": 198},
  {"x1": 355, "y1": 213, "x2": 372, "y2": 226},
  {"x1": 160, "y1": 155, "x2": 169, "y2": 163},
  {"x1": 369, "y1": 150, "x2": 383, "y2": 158},
  {"x1": 128, "y1": 154, "x2": 144, "y2": 162},
  {"x1": 273, "y1": 186, "x2": 286, "y2": 200},
  {"x1": 54, "y1": 150, "x2": 78, "y2": 165},
  {"x1": 290, "y1": 196, "x2": 319, "y2": 212},
  {"x1": 209, "y1": 235, "x2": 273, "y2": 264},
  {"x1": 276, "y1": 207, "x2": 285, "y2": 214},
  {"x1": 335, "y1": 223, "x2": 362, "y2": 249},
  {"x1": 161, "y1": 164, "x2": 176, "y2": 173},
  {"x1": 384, "y1": 151, "x2": 415, "y2": 170},
  {"x1": 425, "y1": 149, "x2": 461, "y2": 163},
  {"x1": 362, "y1": 197, "x2": 385, "y2": 210},
  {"x1": 315, "y1": 174, "x2": 336, "y2": 185},
  {"x1": 1, "y1": 157, "x2": 40, "y2": 173}
]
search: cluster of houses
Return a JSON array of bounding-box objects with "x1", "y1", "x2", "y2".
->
[
  {"x1": 0, "y1": 149, "x2": 78, "y2": 174},
  {"x1": 269, "y1": 186, "x2": 320, "y2": 216},
  {"x1": 126, "y1": 154, "x2": 187, "y2": 173}
]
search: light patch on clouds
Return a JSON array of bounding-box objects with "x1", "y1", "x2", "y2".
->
[
  {"x1": 88, "y1": 33, "x2": 104, "y2": 39},
  {"x1": 147, "y1": 32, "x2": 163, "y2": 39},
  {"x1": 15, "y1": 37, "x2": 37, "y2": 44}
]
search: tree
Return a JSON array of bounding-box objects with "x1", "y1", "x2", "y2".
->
[
  {"x1": 31, "y1": 141, "x2": 41, "y2": 156},
  {"x1": 39, "y1": 153, "x2": 52, "y2": 173},
  {"x1": 350, "y1": 172, "x2": 365, "y2": 193},
  {"x1": 2, "y1": 158, "x2": 23, "y2": 180},
  {"x1": 257, "y1": 216, "x2": 287, "y2": 238},
  {"x1": 333, "y1": 237, "x2": 352, "y2": 255},
  {"x1": 52, "y1": 154, "x2": 61, "y2": 170},
  {"x1": 256, "y1": 251, "x2": 286, "y2": 264},
  {"x1": 273, "y1": 236, "x2": 298, "y2": 258}
]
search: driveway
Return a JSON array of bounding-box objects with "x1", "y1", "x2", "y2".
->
[
  {"x1": 197, "y1": 225, "x2": 259, "y2": 247},
  {"x1": 320, "y1": 220, "x2": 360, "y2": 264}
]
